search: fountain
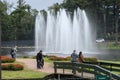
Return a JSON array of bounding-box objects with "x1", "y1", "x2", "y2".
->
[{"x1": 35, "y1": 8, "x2": 97, "y2": 55}]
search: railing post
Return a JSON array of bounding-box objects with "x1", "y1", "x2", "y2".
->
[
  {"x1": 58, "y1": 74, "x2": 60, "y2": 80},
  {"x1": 54, "y1": 62, "x2": 57, "y2": 73},
  {"x1": 110, "y1": 64, "x2": 112, "y2": 71},
  {"x1": 63, "y1": 68, "x2": 64, "y2": 74},
  {"x1": 81, "y1": 66, "x2": 83, "y2": 77},
  {"x1": 94, "y1": 66, "x2": 97, "y2": 79},
  {"x1": 109, "y1": 73, "x2": 112, "y2": 80}
]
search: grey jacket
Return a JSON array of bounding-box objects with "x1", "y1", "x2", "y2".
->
[{"x1": 71, "y1": 53, "x2": 78, "y2": 62}]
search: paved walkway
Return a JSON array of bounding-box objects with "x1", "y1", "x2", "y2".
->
[
  {"x1": 16, "y1": 58, "x2": 94, "y2": 79},
  {"x1": 16, "y1": 58, "x2": 54, "y2": 73}
]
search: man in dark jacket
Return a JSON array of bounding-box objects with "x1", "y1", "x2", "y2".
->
[{"x1": 36, "y1": 50, "x2": 44, "y2": 69}]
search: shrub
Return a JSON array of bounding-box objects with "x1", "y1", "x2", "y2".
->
[
  {"x1": 23, "y1": 56, "x2": 29, "y2": 58},
  {"x1": 48, "y1": 56, "x2": 97, "y2": 62},
  {"x1": 84, "y1": 57, "x2": 98, "y2": 62},
  {"x1": 1, "y1": 56, "x2": 15, "y2": 63},
  {"x1": 2, "y1": 64, "x2": 24, "y2": 71},
  {"x1": 49, "y1": 56, "x2": 71, "y2": 61},
  {"x1": 32, "y1": 56, "x2": 36, "y2": 59}
]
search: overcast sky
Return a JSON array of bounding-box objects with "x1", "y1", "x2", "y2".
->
[{"x1": 6, "y1": 0, "x2": 64, "y2": 11}]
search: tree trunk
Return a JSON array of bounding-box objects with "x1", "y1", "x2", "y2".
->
[
  {"x1": 103, "y1": 11, "x2": 106, "y2": 35},
  {"x1": 103, "y1": 0, "x2": 107, "y2": 35},
  {"x1": 115, "y1": 5, "x2": 119, "y2": 44},
  {"x1": 0, "y1": 1, "x2": 1, "y2": 49},
  {"x1": 114, "y1": 0, "x2": 119, "y2": 44},
  {"x1": 0, "y1": 18, "x2": 1, "y2": 80}
]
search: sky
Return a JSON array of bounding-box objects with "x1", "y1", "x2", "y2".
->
[{"x1": 5, "y1": 0, "x2": 64, "y2": 11}]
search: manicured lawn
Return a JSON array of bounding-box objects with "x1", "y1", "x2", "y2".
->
[
  {"x1": 99, "y1": 60, "x2": 120, "y2": 64},
  {"x1": 2, "y1": 58, "x2": 50, "y2": 79},
  {"x1": 2, "y1": 57, "x2": 120, "y2": 79},
  {"x1": 98, "y1": 60, "x2": 120, "y2": 74},
  {"x1": 2, "y1": 70, "x2": 48, "y2": 79}
]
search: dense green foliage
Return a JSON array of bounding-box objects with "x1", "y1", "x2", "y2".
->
[
  {"x1": 1, "y1": 56, "x2": 24, "y2": 71},
  {"x1": 2, "y1": 63, "x2": 24, "y2": 71},
  {"x1": 0, "y1": 0, "x2": 120, "y2": 44},
  {"x1": 0, "y1": 0, "x2": 38, "y2": 41},
  {"x1": 48, "y1": 0, "x2": 120, "y2": 43},
  {"x1": 1, "y1": 56, "x2": 15, "y2": 63},
  {"x1": 48, "y1": 55, "x2": 97, "y2": 62}
]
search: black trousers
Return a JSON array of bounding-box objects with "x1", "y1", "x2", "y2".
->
[{"x1": 37, "y1": 60, "x2": 44, "y2": 69}]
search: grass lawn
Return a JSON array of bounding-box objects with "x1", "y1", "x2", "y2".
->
[
  {"x1": 98, "y1": 60, "x2": 120, "y2": 74},
  {"x1": 99, "y1": 60, "x2": 120, "y2": 64},
  {"x1": 2, "y1": 70, "x2": 48, "y2": 79},
  {"x1": 2, "y1": 57, "x2": 51, "y2": 79},
  {"x1": 2, "y1": 56, "x2": 120, "y2": 79}
]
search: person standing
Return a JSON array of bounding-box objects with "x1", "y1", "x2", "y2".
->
[
  {"x1": 78, "y1": 51, "x2": 85, "y2": 63},
  {"x1": 71, "y1": 50, "x2": 78, "y2": 74},
  {"x1": 71, "y1": 50, "x2": 78, "y2": 62},
  {"x1": 10, "y1": 48, "x2": 14, "y2": 58},
  {"x1": 36, "y1": 50, "x2": 44, "y2": 69},
  {"x1": 13, "y1": 46, "x2": 17, "y2": 58}
]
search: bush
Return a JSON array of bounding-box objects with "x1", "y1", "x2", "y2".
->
[
  {"x1": 1, "y1": 56, "x2": 15, "y2": 63},
  {"x1": 32, "y1": 56, "x2": 36, "y2": 59},
  {"x1": 84, "y1": 57, "x2": 97, "y2": 62},
  {"x1": 49, "y1": 56, "x2": 97, "y2": 62},
  {"x1": 49, "y1": 56, "x2": 71, "y2": 61},
  {"x1": 2, "y1": 64, "x2": 24, "y2": 71},
  {"x1": 23, "y1": 55, "x2": 29, "y2": 58}
]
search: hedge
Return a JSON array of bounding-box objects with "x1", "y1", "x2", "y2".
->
[
  {"x1": 49, "y1": 56, "x2": 97, "y2": 62},
  {"x1": 84, "y1": 57, "x2": 98, "y2": 62},
  {"x1": 49, "y1": 56, "x2": 71, "y2": 61},
  {"x1": 2, "y1": 64, "x2": 24, "y2": 71},
  {"x1": 1, "y1": 56, "x2": 15, "y2": 63}
]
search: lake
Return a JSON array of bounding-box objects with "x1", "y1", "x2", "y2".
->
[{"x1": 1, "y1": 47, "x2": 120, "y2": 61}]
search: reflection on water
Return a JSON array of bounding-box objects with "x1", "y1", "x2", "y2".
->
[{"x1": 1, "y1": 47, "x2": 120, "y2": 61}]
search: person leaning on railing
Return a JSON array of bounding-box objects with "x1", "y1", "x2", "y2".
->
[
  {"x1": 71, "y1": 50, "x2": 79, "y2": 74},
  {"x1": 78, "y1": 51, "x2": 85, "y2": 63},
  {"x1": 71, "y1": 50, "x2": 78, "y2": 63}
]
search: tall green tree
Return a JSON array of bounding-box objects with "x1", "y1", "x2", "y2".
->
[
  {"x1": 10, "y1": 0, "x2": 35, "y2": 41},
  {"x1": 48, "y1": 3, "x2": 62, "y2": 14},
  {"x1": 0, "y1": 0, "x2": 7, "y2": 42},
  {"x1": 114, "y1": 0, "x2": 120, "y2": 44}
]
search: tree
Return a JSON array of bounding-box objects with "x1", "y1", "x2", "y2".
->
[
  {"x1": 0, "y1": 0, "x2": 7, "y2": 42},
  {"x1": 114, "y1": 0, "x2": 120, "y2": 44},
  {"x1": 0, "y1": 1, "x2": 8, "y2": 78},
  {"x1": 62, "y1": 0, "x2": 90, "y2": 12},
  {"x1": 10, "y1": 0, "x2": 35, "y2": 41},
  {"x1": 48, "y1": 3, "x2": 62, "y2": 14}
]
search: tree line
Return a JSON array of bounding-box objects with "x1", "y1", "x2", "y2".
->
[
  {"x1": 0, "y1": 0, "x2": 38, "y2": 41},
  {"x1": 0, "y1": 0, "x2": 120, "y2": 44}
]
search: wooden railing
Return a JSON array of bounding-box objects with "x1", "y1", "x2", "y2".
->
[
  {"x1": 84, "y1": 61, "x2": 120, "y2": 72},
  {"x1": 54, "y1": 62, "x2": 120, "y2": 80}
]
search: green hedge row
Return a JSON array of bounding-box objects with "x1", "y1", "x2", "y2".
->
[
  {"x1": 49, "y1": 56, "x2": 97, "y2": 62},
  {"x1": 84, "y1": 57, "x2": 97, "y2": 62},
  {"x1": 2, "y1": 64, "x2": 24, "y2": 71},
  {"x1": 1, "y1": 56, "x2": 15, "y2": 63},
  {"x1": 49, "y1": 56, "x2": 71, "y2": 61}
]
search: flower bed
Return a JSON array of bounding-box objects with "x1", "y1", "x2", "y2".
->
[
  {"x1": 49, "y1": 56, "x2": 97, "y2": 62},
  {"x1": 49, "y1": 56, "x2": 71, "y2": 61},
  {"x1": 1, "y1": 56, "x2": 15, "y2": 63},
  {"x1": 2, "y1": 64, "x2": 24, "y2": 71}
]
